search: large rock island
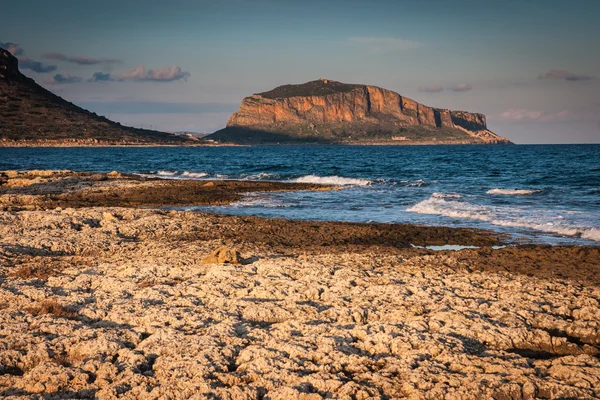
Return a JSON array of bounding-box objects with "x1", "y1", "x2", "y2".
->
[
  {"x1": 0, "y1": 47, "x2": 191, "y2": 146},
  {"x1": 207, "y1": 79, "x2": 511, "y2": 145}
]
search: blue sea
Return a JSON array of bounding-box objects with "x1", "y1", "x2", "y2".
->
[{"x1": 1, "y1": 145, "x2": 599, "y2": 245}]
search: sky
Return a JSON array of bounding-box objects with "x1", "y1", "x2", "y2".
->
[{"x1": 1, "y1": 0, "x2": 599, "y2": 143}]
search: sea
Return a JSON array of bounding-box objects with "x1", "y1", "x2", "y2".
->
[{"x1": 1, "y1": 144, "x2": 599, "y2": 245}]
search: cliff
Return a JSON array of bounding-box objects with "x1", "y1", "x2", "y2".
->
[
  {"x1": 0, "y1": 48, "x2": 191, "y2": 146},
  {"x1": 207, "y1": 79, "x2": 510, "y2": 145}
]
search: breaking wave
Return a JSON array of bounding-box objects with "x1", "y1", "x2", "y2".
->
[
  {"x1": 181, "y1": 171, "x2": 209, "y2": 178},
  {"x1": 432, "y1": 192, "x2": 462, "y2": 199},
  {"x1": 407, "y1": 195, "x2": 600, "y2": 242},
  {"x1": 156, "y1": 170, "x2": 178, "y2": 176},
  {"x1": 292, "y1": 175, "x2": 372, "y2": 186},
  {"x1": 487, "y1": 188, "x2": 543, "y2": 195}
]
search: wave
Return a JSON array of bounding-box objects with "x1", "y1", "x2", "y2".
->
[
  {"x1": 487, "y1": 188, "x2": 542, "y2": 195},
  {"x1": 407, "y1": 195, "x2": 599, "y2": 242},
  {"x1": 240, "y1": 172, "x2": 280, "y2": 181},
  {"x1": 432, "y1": 192, "x2": 461, "y2": 199},
  {"x1": 181, "y1": 171, "x2": 209, "y2": 179},
  {"x1": 156, "y1": 170, "x2": 178, "y2": 176},
  {"x1": 292, "y1": 175, "x2": 372, "y2": 186}
]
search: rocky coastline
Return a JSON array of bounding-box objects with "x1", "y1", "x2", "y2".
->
[{"x1": 0, "y1": 171, "x2": 599, "y2": 399}]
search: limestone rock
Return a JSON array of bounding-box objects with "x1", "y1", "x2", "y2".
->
[
  {"x1": 90, "y1": 173, "x2": 108, "y2": 182},
  {"x1": 206, "y1": 79, "x2": 512, "y2": 145},
  {"x1": 201, "y1": 246, "x2": 241, "y2": 265}
]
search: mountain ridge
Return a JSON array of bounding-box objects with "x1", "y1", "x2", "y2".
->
[{"x1": 0, "y1": 47, "x2": 191, "y2": 146}]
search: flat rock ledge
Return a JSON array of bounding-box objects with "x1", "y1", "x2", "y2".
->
[{"x1": 0, "y1": 206, "x2": 598, "y2": 399}]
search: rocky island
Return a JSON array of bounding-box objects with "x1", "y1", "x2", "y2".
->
[
  {"x1": 0, "y1": 47, "x2": 192, "y2": 147},
  {"x1": 207, "y1": 79, "x2": 511, "y2": 145}
]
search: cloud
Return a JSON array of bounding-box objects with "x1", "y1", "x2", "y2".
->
[
  {"x1": 418, "y1": 85, "x2": 444, "y2": 93},
  {"x1": 500, "y1": 108, "x2": 571, "y2": 122},
  {"x1": 120, "y1": 65, "x2": 190, "y2": 82},
  {"x1": 18, "y1": 56, "x2": 57, "y2": 73},
  {"x1": 0, "y1": 41, "x2": 24, "y2": 56},
  {"x1": 449, "y1": 83, "x2": 472, "y2": 92},
  {"x1": 347, "y1": 37, "x2": 422, "y2": 53},
  {"x1": 1, "y1": 42, "x2": 57, "y2": 73},
  {"x1": 45, "y1": 73, "x2": 82, "y2": 84},
  {"x1": 538, "y1": 69, "x2": 594, "y2": 81},
  {"x1": 88, "y1": 72, "x2": 114, "y2": 82},
  {"x1": 43, "y1": 52, "x2": 121, "y2": 66}
]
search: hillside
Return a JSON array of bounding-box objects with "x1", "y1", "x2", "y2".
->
[
  {"x1": 206, "y1": 79, "x2": 511, "y2": 145},
  {"x1": 0, "y1": 48, "x2": 191, "y2": 146}
]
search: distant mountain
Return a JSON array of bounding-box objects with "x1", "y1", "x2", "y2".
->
[
  {"x1": 0, "y1": 47, "x2": 191, "y2": 146},
  {"x1": 206, "y1": 79, "x2": 511, "y2": 145}
]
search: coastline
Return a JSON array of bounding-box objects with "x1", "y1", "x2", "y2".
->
[
  {"x1": 1, "y1": 170, "x2": 599, "y2": 398},
  {"x1": 0, "y1": 139, "x2": 515, "y2": 147}
]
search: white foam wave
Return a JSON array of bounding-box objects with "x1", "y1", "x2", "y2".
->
[
  {"x1": 156, "y1": 170, "x2": 178, "y2": 176},
  {"x1": 407, "y1": 196, "x2": 600, "y2": 242},
  {"x1": 241, "y1": 173, "x2": 280, "y2": 180},
  {"x1": 406, "y1": 179, "x2": 427, "y2": 187},
  {"x1": 292, "y1": 175, "x2": 371, "y2": 186},
  {"x1": 181, "y1": 171, "x2": 209, "y2": 179},
  {"x1": 487, "y1": 188, "x2": 542, "y2": 195},
  {"x1": 432, "y1": 192, "x2": 462, "y2": 199}
]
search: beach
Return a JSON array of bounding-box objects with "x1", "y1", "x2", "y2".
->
[{"x1": 1, "y1": 171, "x2": 599, "y2": 399}]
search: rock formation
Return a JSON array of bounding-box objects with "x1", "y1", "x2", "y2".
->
[
  {"x1": 207, "y1": 79, "x2": 511, "y2": 144},
  {"x1": 0, "y1": 47, "x2": 190, "y2": 146}
]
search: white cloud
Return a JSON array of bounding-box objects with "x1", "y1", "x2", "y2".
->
[
  {"x1": 120, "y1": 65, "x2": 190, "y2": 82},
  {"x1": 538, "y1": 69, "x2": 594, "y2": 81},
  {"x1": 449, "y1": 83, "x2": 472, "y2": 92}
]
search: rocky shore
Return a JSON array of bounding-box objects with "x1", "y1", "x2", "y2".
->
[{"x1": 1, "y1": 171, "x2": 599, "y2": 399}]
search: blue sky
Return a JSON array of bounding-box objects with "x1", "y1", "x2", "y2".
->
[{"x1": 2, "y1": 0, "x2": 599, "y2": 142}]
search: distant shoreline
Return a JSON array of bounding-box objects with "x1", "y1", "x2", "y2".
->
[{"x1": 0, "y1": 140, "x2": 514, "y2": 148}]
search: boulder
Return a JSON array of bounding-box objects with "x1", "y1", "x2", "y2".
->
[{"x1": 201, "y1": 247, "x2": 241, "y2": 265}]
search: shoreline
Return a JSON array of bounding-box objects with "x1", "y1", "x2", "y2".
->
[{"x1": 1, "y1": 170, "x2": 599, "y2": 398}]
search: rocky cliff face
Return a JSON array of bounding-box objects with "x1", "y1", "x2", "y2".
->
[
  {"x1": 0, "y1": 48, "x2": 190, "y2": 145},
  {"x1": 0, "y1": 48, "x2": 22, "y2": 81},
  {"x1": 209, "y1": 79, "x2": 510, "y2": 144}
]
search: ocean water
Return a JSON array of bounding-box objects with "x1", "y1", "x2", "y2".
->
[{"x1": 1, "y1": 145, "x2": 599, "y2": 245}]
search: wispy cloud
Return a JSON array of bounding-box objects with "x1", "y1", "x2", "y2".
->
[
  {"x1": 538, "y1": 69, "x2": 594, "y2": 81},
  {"x1": 0, "y1": 41, "x2": 24, "y2": 56},
  {"x1": 418, "y1": 85, "x2": 444, "y2": 93},
  {"x1": 500, "y1": 108, "x2": 571, "y2": 121},
  {"x1": 45, "y1": 73, "x2": 82, "y2": 84},
  {"x1": 120, "y1": 65, "x2": 190, "y2": 82},
  {"x1": 43, "y1": 52, "x2": 121, "y2": 66},
  {"x1": 18, "y1": 56, "x2": 57, "y2": 73},
  {"x1": 1, "y1": 41, "x2": 57, "y2": 73},
  {"x1": 449, "y1": 83, "x2": 472, "y2": 92},
  {"x1": 88, "y1": 72, "x2": 114, "y2": 82},
  {"x1": 347, "y1": 37, "x2": 422, "y2": 53}
]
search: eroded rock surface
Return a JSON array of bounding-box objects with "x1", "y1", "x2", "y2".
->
[{"x1": 1, "y1": 207, "x2": 599, "y2": 399}]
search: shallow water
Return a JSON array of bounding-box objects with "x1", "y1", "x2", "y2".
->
[{"x1": 1, "y1": 144, "x2": 599, "y2": 244}]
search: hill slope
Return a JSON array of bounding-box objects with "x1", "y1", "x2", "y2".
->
[
  {"x1": 207, "y1": 79, "x2": 511, "y2": 145},
  {"x1": 0, "y1": 48, "x2": 190, "y2": 146}
]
